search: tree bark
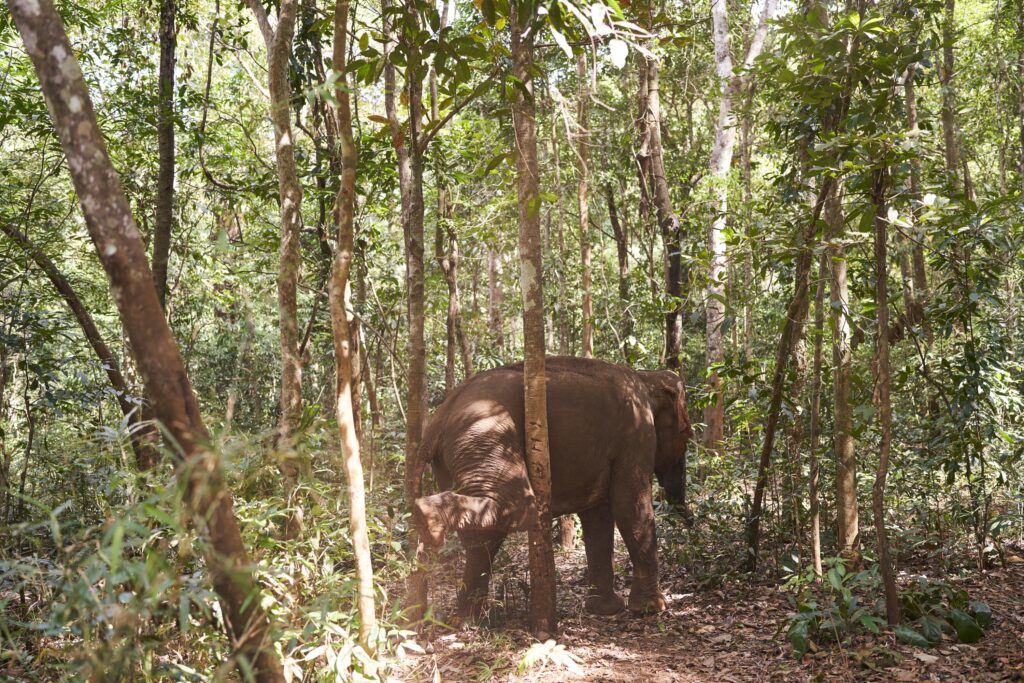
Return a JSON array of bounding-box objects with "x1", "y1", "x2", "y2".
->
[
  {"x1": 329, "y1": 0, "x2": 377, "y2": 651},
  {"x1": 808, "y1": 253, "x2": 826, "y2": 578},
  {"x1": 1, "y1": 223, "x2": 160, "y2": 470},
  {"x1": 606, "y1": 184, "x2": 632, "y2": 361},
  {"x1": 941, "y1": 0, "x2": 961, "y2": 193},
  {"x1": 383, "y1": 0, "x2": 429, "y2": 619},
  {"x1": 511, "y1": 2, "x2": 557, "y2": 638},
  {"x1": 577, "y1": 52, "x2": 593, "y2": 359},
  {"x1": 704, "y1": 0, "x2": 777, "y2": 456},
  {"x1": 247, "y1": 0, "x2": 305, "y2": 538},
  {"x1": 489, "y1": 247, "x2": 505, "y2": 351},
  {"x1": 870, "y1": 166, "x2": 901, "y2": 625},
  {"x1": 905, "y1": 62, "x2": 929, "y2": 319},
  {"x1": 828, "y1": 180, "x2": 859, "y2": 560},
  {"x1": 152, "y1": 0, "x2": 176, "y2": 310},
  {"x1": 642, "y1": 54, "x2": 682, "y2": 370},
  {"x1": 6, "y1": 1, "x2": 284, "y2": 677}
]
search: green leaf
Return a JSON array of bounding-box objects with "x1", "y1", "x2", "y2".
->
[
  {"x1": 949, "y1": 609, "x2": 983, "y2": 643},
  {"x1": 918, "y1": 615, "x2": 945, "y2": 644},
  {"x1": 968, "y1": 601, "x2": 992, "y2": 628},
  {"x1": 788, "y1": 619, "x2": 810, "y2": 659},
  {"x1": 894, "y1": 624, "x2": 932, "y2": 648}
]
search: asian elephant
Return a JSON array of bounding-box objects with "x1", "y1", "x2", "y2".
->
[{"x1": 409, "y1": 356, "x2": 691, "y2": 618}]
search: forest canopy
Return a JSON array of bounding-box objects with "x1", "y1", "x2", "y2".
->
[{"x1": 1, "y1": 0, "x2": 1023, "y2": 680}]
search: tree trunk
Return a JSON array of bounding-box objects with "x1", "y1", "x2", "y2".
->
[
  {"x1": 431, "y1": 2, "x2": 471, "y2": 394},
  {"x1": 828, "y1": 181, "x2": 859, "y2": 560},
  {"x1": 941, "y1": 0, "x2": 961, "y2": 193},
  {"x1": 152, "y1": 0, "x2": 176, "y2": 310},
  {"x1": 1, "y1": 223, "x2": 160, "y2": 470},
  {"x1": 551, "y1": 109, "x2": 570, "y2": 356},
  {"x1": 383, "y1": 0, "x2": 429, "y2": 620},
  {"x1": 905, "y1": 62, "x2": 929, "y2": 323},
  {"x1": 247, "y1": 0, "x2": 305, "y2": 538},
  {"x1": 577, "y1": 52, "x2": 593, "y2": 359},
  {"x1": 1018, "y1": 1, "x2": 1024, "y2": 191},
  {"x1": 643, "y1": 55, "x2": 682, "y2": 370},
  {"x1": 808, "y1": 253, "x2": 827, "y2": 578},
  {"x1": 870, "y1": 166, "x2": 901, "y2": 625},
  {"x1": 606, "y1": 184, "x2": 632, "y2": 361},
  {"x1": 489, "y1": 248, "x2": 505, "y2": 351},
  {"x1": 511, "y1": 2, "x2": 557, "y2": 638},
  {"x1": 744, "y1": 179, "x2": 833, "y2": 569},
  {"x1": 329, "y1": 0, "x2": 377, "y2": 650},
  {"x1": 704, "y1": 0, "x2": 777, "y2": 456},
  {"x1": 6, "y1": 1, "x2": 284, "y2": 676}
]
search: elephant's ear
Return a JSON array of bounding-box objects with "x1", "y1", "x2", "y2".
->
[{"x1": 672, "y1": 376, "x2": 693, "y2": 445}]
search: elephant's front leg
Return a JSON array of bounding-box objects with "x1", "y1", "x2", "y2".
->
[
  {"x1": 611, "y1": 479, "x2": 667, "y2": 614},
  {"x1": 456, "y1": 531, "x2": 505, "y2": 619},
  {"x1": 578, "y1": 503, "x2": 626, "y2": 615}
]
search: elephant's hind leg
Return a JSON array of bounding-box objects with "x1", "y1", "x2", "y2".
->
[
  {"x1": 578, "y1": 504, "x2": 626, "y2": 615},
  {"x1": 413, "y1": 490, "x2": 538, "y2": 547},
  {"x1": 456, "y1": 531, "x2": 506, "y2": 619}
]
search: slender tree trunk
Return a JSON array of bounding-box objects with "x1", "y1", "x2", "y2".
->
[
  {"x1": 606, "y1": 184, "x2": 632, "y2": 361},
  {"x1": 551, "y1": 110, "x2": 570, "y2": 356},
  {"x1": 636, "y1": 57, "x2": 652, "y2": 230},
  {"x1": 941, "y1": 0, "x2": 961, "y2": 193},
  {"x1": 704, "y1": 0, "x2": 777, "y2": 456},
  {"x1": 643, "y1": 55, "x2": 682, "y2": 369},
  {"x1": 870, "y1": 166, "x2": 901, "y2": 625},
  {"x1": 489, "y1": 248, "x2": 505, "y2": 351},
  {"x1": 828, "y1": 181, "x2": 859, "y2": 560},
  {"x1": 328, "y1": 0, "x2": 376, "y2": 650},
  {"x1": 383, "y1": 0, "x2": 429, "y2": 619},
  {"x1": 577, "y1": 52, "x2": 593, "y2": 358},
  {"x1": 431, "y1": 3, "x2": 471, "y2": 393},
  {"x1": 247, "y1": 0, "x2": 305, "y2": 538},
  {"x1": 1, "y1": 223, "x2": 160, "y2": 470},
  {"x1": 808, "y1": 253, "x2": 826, "y2": 578},
  {"x1": 152, "y1": 0, "x2": 176, "y2": 309},
  {"x1": 6, "y1": 2, "x2": 284, "y2": 676},
  {"x1": 511, "y1": 2, "x2": 557, "y2": 638},
  {"x1": 1018, "y1": 1, "x2": 1024, "y2": 190},
  {"x1": 906, "y1": 63, "x2": 929, "y2": 319},
  {"x1": 744, "y1": 179, "x2": 833, "y2": 569}
]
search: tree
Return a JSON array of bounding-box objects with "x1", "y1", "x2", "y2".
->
[
  {"x1": 152, "y1": 0, "x2": 176, "y2": 310},
  {"x1": 0, "y1": 223, "x2": 160, "y2": 470},
  {"x1": 577, "y1": 51, "x2": 593, "y2": 359},
  {"x1": 870, "y1": 165, "x2": 900, "y2": 625},
  {"x1": 329, "y1": 0, "x2": 377, "y2": 653},
  {"x1": 246, "y1": 0, "x2": 305, "y2": 538},
  {"x1": 5, "y1": 0, "x2": 284, "y2": 677},
  {"x1": 703, "y1": 0, "x2": 777, "y2": 456},
  {"x1": 511, "y1": 0, "x2": 557, "y2": 638}
]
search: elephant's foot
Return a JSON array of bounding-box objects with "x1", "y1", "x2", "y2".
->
[
  {"x1": 627, "y1": 588, "x2": 667, "y2": 614},
  {"x1": 585, "y1": 592, "x2": 626, "y2": 615},
  {"x1": 412, "y1": 497, "x2": 448, "y2": 547}
]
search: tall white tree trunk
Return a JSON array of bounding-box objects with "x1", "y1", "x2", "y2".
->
[{"x1": 704, "y1": 0, "x2": 777, "y2": 456}]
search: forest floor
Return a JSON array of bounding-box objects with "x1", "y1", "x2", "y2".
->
[{"x1": 392, "y1": 534, "x2": 1024, "y2": 682}]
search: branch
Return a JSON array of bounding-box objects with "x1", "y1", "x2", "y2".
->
[
  {"x1": 245, "y1": 0, "x2": 274, "y2": 52},
  {"x1": 417, "y1": 65, "x2": 502, "y2": 153}
]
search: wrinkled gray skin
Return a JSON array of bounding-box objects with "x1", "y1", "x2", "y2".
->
[{"x1": 411, "y1": 356, "x2": 691, "y2": 617}]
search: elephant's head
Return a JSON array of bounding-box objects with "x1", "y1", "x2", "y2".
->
[{"x1": 639, "y1": 369, "x2": 692, "y2": 506}]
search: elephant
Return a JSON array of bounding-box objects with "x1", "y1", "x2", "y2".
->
[{"x1": 409, "y1": 356, "x2": 691, "y2": 618}]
